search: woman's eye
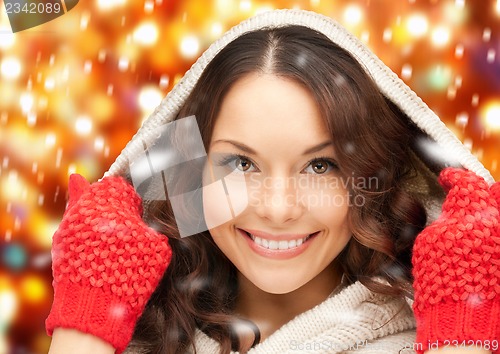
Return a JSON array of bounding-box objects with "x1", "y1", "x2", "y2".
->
[
  {"x1": 235, "y1": 157, "x2": 254, "y2": 172},
  {"x1": 211, "y1": 154, "x2": 258, "y2": 173},
  {"x1": 304, "y1": 159, "x2": 337, "y2": 175}
]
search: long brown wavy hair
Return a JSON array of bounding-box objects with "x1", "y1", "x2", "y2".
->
[{"x1": 124, "y1": 25, "x2": 428, "y2": 354}]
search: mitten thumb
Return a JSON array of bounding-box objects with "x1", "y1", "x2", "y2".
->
[
  {"x1": 67, "y1": 174, "x2": 90, "y2": 208},
  {"x1": 438, "y1": 167, "x2": 491, "y2": 216}
]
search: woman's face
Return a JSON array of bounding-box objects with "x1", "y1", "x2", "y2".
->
[{"x1": 202, "y1": 73, "x2": 351, "y2": 294}]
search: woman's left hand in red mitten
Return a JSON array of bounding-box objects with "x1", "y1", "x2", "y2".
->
[{"x1": 412, "y1": 167, "x2": 500, "y2": 353}]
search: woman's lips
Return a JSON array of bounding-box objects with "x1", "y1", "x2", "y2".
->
[{"x1": 237, "y1": 228, "x2": 319, "y2": 260}]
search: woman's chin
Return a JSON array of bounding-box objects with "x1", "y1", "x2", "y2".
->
[{"x1": 244, "y1": 274, "x2": 306, "y2": 295}]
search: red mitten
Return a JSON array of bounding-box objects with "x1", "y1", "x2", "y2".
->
[
  {"x1": 412, "y1": 167, "x2": 500, "y2": 353},
  {"x1": 46, "y1": 174, "x2": 172, "y2": 353}
]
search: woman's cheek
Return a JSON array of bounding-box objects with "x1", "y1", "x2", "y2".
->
[{"x1": 202, "y1": 171, "x2": 250, "y2": 229}]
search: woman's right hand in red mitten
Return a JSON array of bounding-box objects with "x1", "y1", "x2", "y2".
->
[
  {"x1": 45, "y1": 174, "x2": 172, "y2": 354},
  {"x1": 412, "y1": 168, "x2": 500, "y2": 353}
]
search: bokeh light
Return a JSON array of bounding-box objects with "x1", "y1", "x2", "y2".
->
[
  {"x1": 0, "y1": 1, "x2": 498, "y2": 353},
  {"x1": 431, "y1": 26, "x2": 451, "y2": 47},
  {"x1": 0, "y1": 57, "x2": 21, "y2": 80},
  {"x1": 406, "y1": 14, "x2": 429, "y2": 38},
  {"x1": 481, "y1": 101, "x2": 500, "y2": 131}
]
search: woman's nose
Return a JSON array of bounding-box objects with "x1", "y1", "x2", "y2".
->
[{"x1": 252, "y1": 176, "x2": 304, "y2": 225}]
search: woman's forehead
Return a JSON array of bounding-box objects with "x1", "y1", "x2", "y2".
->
[{"x1": 211, "y1": 73, "x2": 331, "y2": 144}]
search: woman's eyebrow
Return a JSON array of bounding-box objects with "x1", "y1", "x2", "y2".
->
[
  {"x1": 302, "y1": 141, "x2": 333, "y2": 155},
  {"x1": 211, "y1": 139, "x2": 257, "y2": 154},
  {"x1": 210, "y1": 139, "x2": 333, "y2": 155}
]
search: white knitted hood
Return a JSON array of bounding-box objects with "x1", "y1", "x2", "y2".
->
[{"x1": 105, "y1": 9, "x2": 494, "y2": 230}]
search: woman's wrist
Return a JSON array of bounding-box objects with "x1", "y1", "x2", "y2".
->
[{"x1": 48, "y1": 328, "x2": 116, "y2": 354}]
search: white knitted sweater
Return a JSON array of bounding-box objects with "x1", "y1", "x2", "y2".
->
[{"x1": 192, "y1": 281, "x2": 417, "y2": 354}]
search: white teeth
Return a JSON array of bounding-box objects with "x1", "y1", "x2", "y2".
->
[
  {"x1": 249, "y1": 233, "x2": 309, "y2": 250},
  {"x1": 278, "y1": 240, "x2": 288, "y2": 250}
]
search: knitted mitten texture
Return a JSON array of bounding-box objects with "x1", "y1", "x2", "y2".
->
[
  {"x1": 412, "y1": 167, "x2": 500, "y2": 353},
  {"x1": 46, "y1": 174, "x2": 172, "y2": 353}
]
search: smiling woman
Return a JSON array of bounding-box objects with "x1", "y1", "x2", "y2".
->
[{"x1": 46, "y1": 9, "x2": 499, "y2": 354}]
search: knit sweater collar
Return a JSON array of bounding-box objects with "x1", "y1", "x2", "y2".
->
[{"x1": 193, "y1": 280, "x2": 416, "y2": 353}]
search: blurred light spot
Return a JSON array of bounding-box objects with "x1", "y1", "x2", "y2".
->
[
  {"x1": 211, "y1": 22, "x2": 223, "y2": 37},
  {"x1": 472, "y1": 94, "x2": 479, "y2": 107},
  {"x1": 80, "y1": 11, "x2": 90, "y2": 30},
  {"x1": 431, "y1": 27, "x2": 450, "y2": 47},
  {"x1": 21, "y1": 275, "x2": 47, "y2": 303},
  {"x1": 5, "y1": 230, "x2": 12, "y2": 242},
  {"x1": 44, "y1": 77, "x2": 55, "y2": 91},
  {"x1": 483, "y1": 28, "x2": 491, "y2": 42},
  {"x1": 1, "y1": 57, "x2": 21, "y2": 80},
  {"x1": 27, "y1": 111, "x2": 37, "y2": 126},
  {"x1": 97, "y1": 0, "x2": 126, "y2": 10},
  {"x1": 310, "y1": 0, "x2": 320, "y2": 6},
  {"x1": 361, "y1": 30, "x2": 370, "y2": 43},
  {"x1": 481, "y1": 101, "x2": 500, "y2": 131},
  {"x1": 68, "y1": 163, "x2": 76, "y2": 175},
  {"x1": 83, "y1": 60, "x2": 92, "y2": 74},
  {"x1": 487, "y1": 49, "x2": 496, "y2": 63},
  {"x1": 456, "y1": 112, "x2": 469, "y2": 127},
  {"x1": 144, "y1": 0, "x2": 154, "y2": 13},
  {"x1": 133, "y1": 22, "x2": 158, "y2": 46},
  {"x1": 2, "y1": 243, "x2": 27, "y2": 270},
  {"x1": 0, "y1": 335, "x2": 7, "y2": 354},
  {"x1": 180, "y1": 35, "x2": 200, "y2": 59},
  {"x1": 159, "y1": 75, "x2": 169, "y2": 89},
  {"x1": 401, "y1": 64, "x2": 412, "y2": 80},
  {"x1": 455, "y1": 44, "x2": 464, "y2": 58},
  {"x1": 383, "y1": 28, "x2": 392, "y2": 43},
  {"x1": 240, "y1": 0, "x2": 252, "y2": 11},
  {"x1": 444, "y1": 2, "x2": 468, "y2": 25},
  {"x1": 447, "y1": 86, "x2": 457, "y2": 100},
  {"x1": 0, "y1": 25, "x2": 15, "y2": 49},
  {"x1": 75, "y1": 115, "x2": 93, "y2": 135},
  {"x1": 45, "y1": 133, "x2": 56, "y2": 147},
  {"x1": 1, "y1": 171, "x2": 24, "y2": 202},
  {"x1": 496, "y1": 0, "x2": 500, "y2": 14},
  {"x1": 427, "y1": 65, "x2": 452, "y2": 91},
  {"x1": 0, "y1": 287, "x2": 17, "y2": 324},
  {"x1": 32, "y1": 252, "x2": 52, "y2": 268},
  {"x1": 94, "y1": 136, "x2": 105, "y2": 151},
  {"x1": 19, "y1": 92, "x2": 34, "y2": 113},
  {"x1": 98, "y1": 49, "x2": 107, "y2": 62},
  {"x1": 406, "y1": 14, "x2": 428, "y2": 37},
  {"x1": 343, "y1": 5, "x2": 363, "y2": 25},
  {"x1": 55, "y1": 147, "x2": 62, "y2": 169},
  {"x1": 138, "y1": 86, "x2": 163, "y2": 113},
  {"x1": 118, "y1": 57, "x2": 129, "y2": 71},
  {"x1": 255, "y1": 5, "x2": 273, "y2": 14}
]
